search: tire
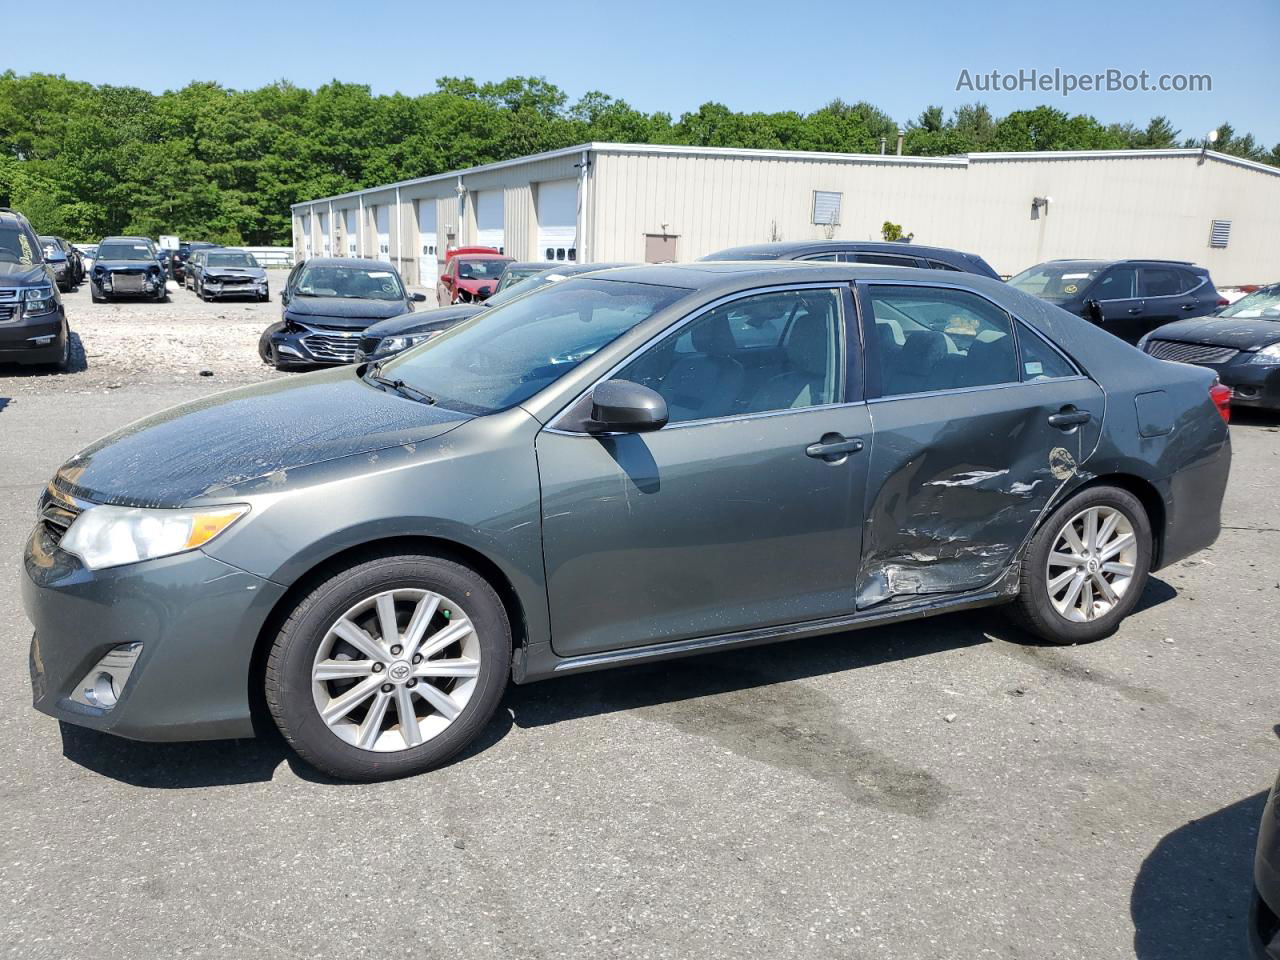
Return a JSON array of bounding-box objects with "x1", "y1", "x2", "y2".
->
[
  {"x1": 265, "y1": 554, "x2": 511, "y2": 781},
  {"x1": 1010, "y1": 485, "x2": 1152, "y2": 645},
  {"x1": 91, "y1": 288, "x2": 104, "y2": 304},
  {"x1": 43, "y1": 329, "x2": 70, "y2": 372},
  {"x1": 259, "y1": 321, "x2": 284, "y2": 364}
]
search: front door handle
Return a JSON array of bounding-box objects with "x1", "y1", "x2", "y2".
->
[
  {"x1": 1048, "y1": 407, "x2": 1091, "y2": 429},
  {"x1": 1181, "y1": 303, "x2": 1197, "y2": 310},
  {"x1": 806, "y1": 434, "x2": 864, "y2": 461},
  {"x1": 1127, "y1": 306, "x2": 1143, "y2": 314}
]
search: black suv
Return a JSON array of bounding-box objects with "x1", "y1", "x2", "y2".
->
[
  {"x1": 0, "y1": 208, "x2": 70, "y2": 369},
  {"x1": 1009, "y1": 259, "x2": 1226, "y2": 343},
  {"x1": 699, "y1": 240, "x2": 1001, "y2": 279},
  {"x1": 90, "y1": 236, "x2": 168, "y2": 302}
]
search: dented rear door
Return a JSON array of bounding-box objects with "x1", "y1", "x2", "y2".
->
[{"x1": 855, "y1": 282, "x2": 1104, "y2": 608}]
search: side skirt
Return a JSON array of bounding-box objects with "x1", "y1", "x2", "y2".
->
[{"x1": 514, "y1": 565, "x2": 1020, "y2": 683}]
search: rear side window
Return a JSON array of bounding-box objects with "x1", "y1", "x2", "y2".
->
[
  {"x1": 850, "y1": 253, "x2": 918, "y2": 267},
  {"x1": 1141, "y1": 267, "x2": 1182, "y2": 298},
  {"x1": 1179, "y1": 270, "x2": 1205, "y2": 293},
  {"x1": 868, "y1": 286, "x2": 1019, "y2": 397}
]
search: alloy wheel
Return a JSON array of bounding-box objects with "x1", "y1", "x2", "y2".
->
[
  {"x1": 311, "y1": 588, "x2": 480, "y2": 752},
  {"x1": 1045, "y1": 505, "x2": 1138, "y2": 622}
]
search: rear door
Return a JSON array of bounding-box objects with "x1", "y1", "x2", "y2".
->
[
  {"x1": 1088, "y1": 265, "x2": 1144, "y2": 342},
  {"x1": 856, "y1": 282, "x2": 1104, "y2": 608},
  {"x1": 1139, "y1": 266, "x2": 1190, "y2": 335}
]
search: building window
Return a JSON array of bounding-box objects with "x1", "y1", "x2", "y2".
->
[
  {"x1": 813, "y1": 191, "x2": 842, "y2": 226},
  {"x1": 1209, "y1": 219, "x2": 1231, "y2": 248}
]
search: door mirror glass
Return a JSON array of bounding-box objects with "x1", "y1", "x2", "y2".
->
[
  {"x1": 588, "y1": 379, "x2": 668, "y2": 433},
  {"x1": 411, "y1": 292, "x2": 427, "y2": 302}
]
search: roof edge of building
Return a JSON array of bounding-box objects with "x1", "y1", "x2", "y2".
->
[{"x1": 292, "y1": 144, "x2": 1279, "y2": 209}]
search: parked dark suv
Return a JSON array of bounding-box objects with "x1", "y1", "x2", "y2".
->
[
  {"x1": 91, "y1": 236, "x2": 168, "y2": 303},
  {"x1": 700, "y1": 241, "x2": 1001, "y2": 279},
  {"x1": 0, "y1": 208, "x2": 70, "y2": 369},
  {"x1": 1009, "y1": 259, "x2": 1226, "y2": 343}
]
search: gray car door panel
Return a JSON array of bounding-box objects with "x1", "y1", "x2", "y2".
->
[{"x1": 536, "y1": 404, "x2": 874, "y2": 657}]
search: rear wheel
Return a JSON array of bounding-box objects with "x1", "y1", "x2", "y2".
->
[
  {"x1": 265, "y1": 554, "x2": 511, "y2": 781},
  {"x1": 1011, "y1": 485, "x2": 1152, "y2": 644}
]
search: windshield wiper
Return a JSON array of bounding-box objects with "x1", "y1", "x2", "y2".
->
[{"x1": 366, "y1": 373, "x2": 437, "y2": 405}]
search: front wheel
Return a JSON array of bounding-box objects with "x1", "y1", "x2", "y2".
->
[
  {"x1": 265, "y1": 554, "x2": 511, "y2": 781},
  {"x1": 1011, "y1": 485, "x2": 1152, "y2": 644}
]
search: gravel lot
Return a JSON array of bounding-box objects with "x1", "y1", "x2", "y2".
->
[{"x1": 1, "y1": 321, "x2": 1278, "y2": 959}]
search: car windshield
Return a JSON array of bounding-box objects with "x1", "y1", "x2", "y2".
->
[
  {"x1": 0, "y1": 226, "x2": 39, "y2": 264},
  {"x1": 297, "y1": 264, "x2": 404, "y2": 300},
  {"x1": 1219, "y1": 286, "x2": 1280, "y2": 321},
  {"x1": 455, "y1": 259, "x2": 508, "y2": 280},
  {"x1": 39, "y1": 238, "x2": 66, "y2": 259},
  {"x1": 98, "y1": 241, "x2": 153, "y2": 261},
  {"x1": 207, "y1": 252, "x2": 260, "y2": 268},
  {"x1": 1008, "y1": 264, "x2": 1103, "y2": 301},
  {"x1": 496, "y1": 267, "x2": 546, "y2": 291},
  {"x1": 374, "y1": 278, "x2": 688, "y2": 415},
  {"x1": 482, "y1": 270, "x2": 568, "y2": 308}
]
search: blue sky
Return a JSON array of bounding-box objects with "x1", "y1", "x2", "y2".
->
[{"x1": 13, "y1": 0, "x2": 1279, "y2": 145}]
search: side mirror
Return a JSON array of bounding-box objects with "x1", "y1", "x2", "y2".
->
[
  {"x1": 411, "y1": 292, "x2": 427, "y2": 302},
  {"x1": 280, "y1": 290, "x2": 290, "y2": 305},
  {"x1": 587, "y1": 380, "x2": 668, "y2": 434},
  {"x1": 1084, "y1": 299, "x2": 1103, "y2": 323}
]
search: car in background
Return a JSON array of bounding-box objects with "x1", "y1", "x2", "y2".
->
[
  {"x1": 173, "y1": 240, "x2": 218, "y2": 282},
  {"x1": 437, "y1": 250, "x2": 513, "y2": 304},
  {"x1": 1252, "y1": 769, "x2": 1280, "y2": 959},
  {"x1": 73, "y1": 244, "x2": 98, "y2": 273},
  {"x1": 90, "y1": 236, "x2": 167, "y2": 303},
  {"x1": 264, "y1": 257, "x2": 425, "y2": 368},
  {"x1": 0, "y1": 208, "x2": 70, "y2": 370},
  {"x1": 1008, "y1": 259, "x2": 1226, "y2": 343},
  {"x1": 184, "y1": 248, "x2": 210, "y2": 291},
  {"x1": 494, "y1": 261, "x2": 551, "y2": 293},
  {"x1": 197, "y1": 249, "x2": 269, "y2": 302},
  {"x1": 356, "y1": 262, "x2": 630, "y2": 363},
  {"x1": 1138, "y1": 282, "x2": 1280, "y2": 410},
  {"x1": 700, "y1": 240, "x2": 1001, "y2": 279},
  {"x1": 23, "y1": 262, "x2": 1232, "y2": 781},
  {"x1": 155, "y1": 247, "x2": 173, "y2": 279},
  {"x1": 39, "y1": 236, "x2": 77, "y2": 292}
]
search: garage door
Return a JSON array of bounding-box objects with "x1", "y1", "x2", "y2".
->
[
  {"x1": 343, "y1": 210, "x2": 358, "y2": 256},
  {"x1": 374, "y1": 205, "x2": 391, "y2": 262},
  {"x1": 318, "y1": 211, "x2": 331, "y2": 256},
  {"x1": 417, "y1": 201, "x2": 438, "y2": 287},
  {"x1": 475, "y1": 190, "x2": 504, "y2": 252},
  {"x1": 301, "y1": 213, "x2": 312, "y2": 259},
  {"x1": 536, "y1": 180, "x2": 578, "y2": 262}
]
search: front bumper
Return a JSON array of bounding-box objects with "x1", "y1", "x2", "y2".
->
[
  {"x1": 204, "y1": 278, "x2": 268, "y2": 300},
  {"x1": 0, "y1": 311, "x2": 66, "y2": 365},
  {"x1": 1142, "y1": 345, "x2": 1280, "y2": 410},
  {"x1": 92, "y1": 271, "x2": 164, "y2": 299},
  {"x1": 269, "y1": 322, "x2": 363, "y2": 366},
  {"x1": 23, "y1": 519, "x2": 286, "y2": 741}
]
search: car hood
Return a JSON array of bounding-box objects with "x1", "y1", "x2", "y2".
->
[
  {"x1": 1149, "y1": 317, "x2": 1280, "y2": 351},
  {"x1": 363, "y1": 304, "x2": 486, "y2": 339},
  {"x1": 51, "y1": 367, "x2": 471, "y2": 508},
  {"x1": 286, "y1": 296, "x2": 409, "y2": 329},
  {"x1": 206, "y1": 266, "x2": 266, "y2": 280},
  {"x1": 0, "y1": 262, "x2": 50, "y2": 284},
  {"x1": 455, "y1": 276, "x2": 500, "y2": 297}
]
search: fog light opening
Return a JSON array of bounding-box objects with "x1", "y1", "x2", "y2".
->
[{"x1": 84, "y1": 671, "x2": 119, "y2": 708}]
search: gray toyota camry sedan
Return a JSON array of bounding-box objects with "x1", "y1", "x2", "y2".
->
[{"x1": 24, "y1": 263, "x2": 1231, "y2": 781}]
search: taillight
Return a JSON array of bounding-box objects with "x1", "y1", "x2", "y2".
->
[
  {"x1": 1209, "y1": 382, "x2": 1231, "y2": 423},
  {"x1": 1216, "y1": 297, "x2": 1230, "y2": 308}
]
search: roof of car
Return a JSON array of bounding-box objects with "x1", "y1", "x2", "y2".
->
[
  {"x1": 701, "y1": 240, "x2": 986, "y2": 260},
  {"x1": 502, "y1": 261, "x2": 552, "y2": 270},
  {"x1": 302, "y1": 257, "x2": 402, "y2": 271},
  {"x1": 454, "y1": 253, "x2": 513, "y2": 261}
]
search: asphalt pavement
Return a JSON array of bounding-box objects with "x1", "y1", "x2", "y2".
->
[{"x1": 0, "y1": 383, "x2": 1277, "y2": 960}]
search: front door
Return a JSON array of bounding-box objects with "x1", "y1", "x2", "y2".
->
[
  {"x1": 856, "y1": 282, "x2": 1105, "y2": 607},
  {"x1": 1090, "y1": 265, "x2": 1145, "y2": 342},
  {"x1": 537, "y1": 285, "x2": 870, "y2": 657}
]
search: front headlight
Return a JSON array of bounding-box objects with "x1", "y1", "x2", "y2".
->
[
  {"x1": 1246, "y1": 343, "x2": 1280, "y2": 364},
  {"x1": 376, "y1": 331, "x2": 439, "y2": 357},
  {"x1": 61, "y1": 504, "x2": 249, "y2": 570},
  {"x1": 23, "y1": 285, "x2": 56, "y2": 317}
]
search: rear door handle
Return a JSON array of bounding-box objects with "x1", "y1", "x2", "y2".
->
[
  {"x1": 1127, "y1": 306, "x2": 1143, "y2": 314},
  {"x1": 1181, "y1": 303, "x2": 1197, "y2": 310},
  {"x1": 806, "y1": 435, "x2": 864, "y2": 461},
  {"x1": 1048, "y1": 408, "x2": 1091, "y2": 429}
]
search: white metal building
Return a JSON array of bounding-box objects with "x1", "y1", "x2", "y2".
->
[{"x1": 292, "y1": 142, "x2": 1280, "y2": 287}]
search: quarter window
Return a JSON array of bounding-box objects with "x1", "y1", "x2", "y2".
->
[
  {"x1": 1017, "y1": 323, "x2": 1078, "y2": 381},
  {"x1": 617, "y1": 288, "x2": 845, "y2": 424},
  {"x1": 868, "y1": 286, "x2": 1019, "y2": 396}
]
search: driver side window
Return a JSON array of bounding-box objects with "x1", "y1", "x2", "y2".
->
[{"x1": 616, "y1": 288, "x2": 845, "y2": 424}]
